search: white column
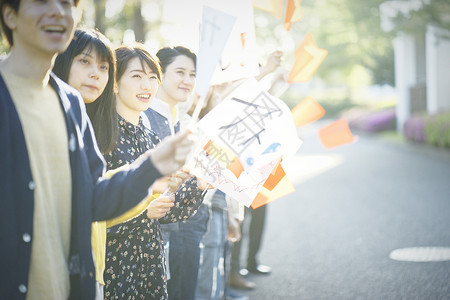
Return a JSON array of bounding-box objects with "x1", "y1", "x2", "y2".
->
[
  {"x1": 393, "y1": 33, "x2": 417, "y2": 133},
  {"x1": 426, "y1": 25, "x2": 450, "y2": 114}
]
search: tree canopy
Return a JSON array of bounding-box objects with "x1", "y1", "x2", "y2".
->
[
  {"x1": 3, "y1": 0, "x2": 448, "y2": 88},
  {"x1": 288, "y1": 0, "x2": 395, "y2": 86}
]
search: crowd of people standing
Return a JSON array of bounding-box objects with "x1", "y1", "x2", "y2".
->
[{"x1": 0, "y1": 1, "x2": 280, "y2": 299}]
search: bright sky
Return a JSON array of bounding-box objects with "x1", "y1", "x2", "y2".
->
[
  {"x1": 102, "y1": 0, "x2": 295, "y2": 61},
  {"x1": 160, "y1": 0, "x2": 203, "y2": 51},
  {"x1": 105, "y1": 0, "x2": 126, "y2": 18}
]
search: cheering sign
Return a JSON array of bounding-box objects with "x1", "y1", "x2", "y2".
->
[{"x1": 188, "y1": 78, "x2": 302, "y2": 206}]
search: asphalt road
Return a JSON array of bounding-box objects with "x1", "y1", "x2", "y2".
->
[{"x1": 237, "y1": 124, "x2": 450, "y2": 300}]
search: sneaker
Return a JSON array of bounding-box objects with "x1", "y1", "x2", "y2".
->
[
  {"x1": 228, "y1": 272, "x2": 256, "y2": 290},
  {"x1": 246, "y1": 264, "x2": 272, "y2": 275}
]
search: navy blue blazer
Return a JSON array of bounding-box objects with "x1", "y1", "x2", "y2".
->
[
  {"x1": 144, "y1": 108, "x2": 181, "y2": 234},
  {"x1": 0, "y1": 73, "x2": 163, "y2": 300},
  {"x1": 144, "y1": 107, "x2": 180, "y2": 141}
]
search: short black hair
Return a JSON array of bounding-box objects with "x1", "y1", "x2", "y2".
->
[
  {"x1": 156, "y1": 46, "x2": 196, "y2": 73},
  {"x1": 0, "y1": 0, "x2": 81, "y2": 47}
]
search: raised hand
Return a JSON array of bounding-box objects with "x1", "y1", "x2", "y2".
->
[
  {"x1": 256, "y1": 50, "x2": 284, "y2": 81},
  {"x1": 171, "y1": 166, "x2": 212, "y2": 192},
  {"x1": 146, "y1": 195, "x2": 175, "y2": 219},
  {"x1": 147, "y1": 129, "x2": 197, "y2": 176}
]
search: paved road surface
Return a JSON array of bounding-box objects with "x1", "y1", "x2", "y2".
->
[{"x1": 237, "y1": 124, "x2": 450, "y2": 300}]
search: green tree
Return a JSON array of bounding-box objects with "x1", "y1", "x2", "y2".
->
[
  {"x1": 390, "y1": 0, "x2": 450, "y2": 38},
  {"x1": 132, "y1": 0, "x2": 146, "y2": 42},
  {"x1": 254, "y1": 0, "x2": 396, "y2": 86},
  {"x1": 94, "y1": 0, "x2": 107, "y2": 34},
  {"x1": 304, "y1": 0, "x2": 395, "y2": 86}
]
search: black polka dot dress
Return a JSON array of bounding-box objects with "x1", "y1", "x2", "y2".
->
[{"x1": 103, "y1": 116, "x2": 203, "y2": 299}]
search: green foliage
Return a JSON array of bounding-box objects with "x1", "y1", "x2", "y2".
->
[
  {"x1": 404, "y1": 111, "x2": 450, "y2": 148},
  {"x1": 426, "y1": 111, "x2": 450, "y2": 148},
  {"x1": 390, "y1": 0, "x2": 450, "y2": 38},
  {"x1": 1, "y1": 0, "x2": 399, "y2": 88},
  {"x1": 82, "y1": 0, "x2": 162, "y2": 46},
  {"x1": 286, "y1": 0, "x2": 395, "y2": 86},
  {"x1": 282, "y1": 85, "x2": 358, "y2": 118},
  {"x1": 320, "y1": 97, "x2": 359, "y2": 118}
]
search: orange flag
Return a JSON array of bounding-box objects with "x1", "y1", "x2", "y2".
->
[
  {"x1": 263, "y1": 158, "x2": 285, "y2": 191},
  {"x1": 228, "y1": 157, "x2": 244, "y2": 178},
  {"x1": 287, "y1": 33, "x2": 328, "y2": 83},
  {"x1": 284, "y1": 0, "x2": 303, "y2": 31},
  {"x1": 252, "y1": 0, "x2": 283, "y2": 19},
  {"x1": 203, "y1": 140, "x2": 213, "y2": 155},
  {"x1": 318, "y1": 119, "x2": 356, "y2": 149},
  {"x1": 291, "y1": 96, "x2": 325, "y2": 127},
  {"x1": 251, "y1": 163, "x2": 294, "y2": 209}
]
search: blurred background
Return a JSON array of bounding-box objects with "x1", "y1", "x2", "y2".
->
[
  {"x1": 2, "y1": 0, "x2": 448, "y2": 147},
  {"x1": 1, "y1": 1, "x2": 449, "y2": 298}
]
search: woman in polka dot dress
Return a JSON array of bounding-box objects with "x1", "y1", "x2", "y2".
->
[{"x1": 103, "y1": 44, "x2": 204, "y2": 299}]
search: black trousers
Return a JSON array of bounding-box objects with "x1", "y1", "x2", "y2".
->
[{"x1": 230, "y1": 205, "x2": 267, "y2": 272}]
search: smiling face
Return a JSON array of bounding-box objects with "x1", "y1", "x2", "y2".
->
[
  {"x1": 116, "y1": 57, "x2": 159, "y2": 123},
  {"x1": 4, "y1": 0, "x2": 76, "y2": 58},
  {"x1": 158, "y1": 55, "x2": 196, "y2": 107},
  {"x1": 67, "y1": 46, "x2": 109, "y2": 104}
]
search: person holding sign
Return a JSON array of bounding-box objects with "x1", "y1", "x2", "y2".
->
[
  {"x1": 228, "y1": 50, "x2": 286, "y2": 290},
  {"x1": 101, "y1": 44, "x2": 204, "y2": 300},
  {"x1": 194, "y1": 82, "x2": 249, "y2": 300},
  {"x1": 53, "y1": 29, "x2": 187, "y2": 299},
  {"x1": 0, "y1": 1, "x2": 195, "y2": 299},
  {"x1": 143, "y1": 46, "x2": 210, "y2": 300}
]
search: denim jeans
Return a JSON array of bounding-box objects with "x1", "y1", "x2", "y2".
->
[
  {"x1": 196, "y1": 206, "x2": 229, "y2": 300},
  {"x1": 167, "y1": 203, "x2": 209, "y2": 300}
]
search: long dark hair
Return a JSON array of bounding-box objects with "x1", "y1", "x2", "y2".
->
[
  {"x1": 115, "y1": 44, "x2": 162, "y2": 84},
  {"x1": 156, "y1": 46, "x2": 196, "y2": 73},
  {"x1": 53, "y1": 28, "x2": 118, "y2": 154}
]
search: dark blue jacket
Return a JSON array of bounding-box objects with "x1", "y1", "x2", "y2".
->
[
  {"x1": 144, "y1": 107, "x2": 180, "y2": 141},
  {"x1": 144, "y1": 107, "x2": 181, "y2": 236},
  {"x1": 0, "y1": 73, "x2": 162, "y2": 300}
]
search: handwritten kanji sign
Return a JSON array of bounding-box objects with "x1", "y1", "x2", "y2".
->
[{"x1": 188, "y1": 78, "x2": 302, "y2": 206}]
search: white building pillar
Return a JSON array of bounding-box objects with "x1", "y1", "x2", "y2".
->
[
  {"x1": 393, "y1": 33, "x2": 417, "y2": 133},
  {"x1": 426, "y1": 25, "x2": 450, "y2": 115}
]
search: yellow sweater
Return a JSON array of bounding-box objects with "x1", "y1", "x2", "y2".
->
[
  {"x1": 91, "y1": 165, "x2": 159, "y2": 285},
  {"x1": 2, "y1": 70, "x2": 72, "y2": 299}
]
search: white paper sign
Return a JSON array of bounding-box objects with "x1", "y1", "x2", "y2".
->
[
  {"x1": 195, "y1": 6, "x2": 236, "y2": 97},
  {"x1": 209, "y1": 0, "x2": 260, "y2": 85},
  {"x1": 187, "y1": 78, "x2": 302, "y2": 206}
]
